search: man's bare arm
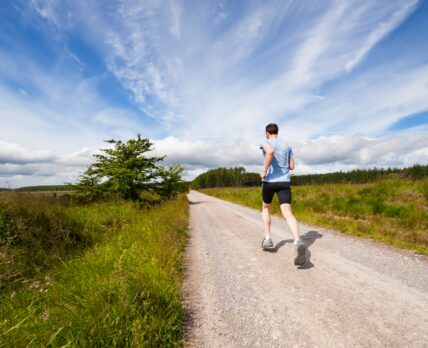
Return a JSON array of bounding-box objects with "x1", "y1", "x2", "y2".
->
[
  {"x1": 260, "y1": 143, "x2": 274, "y2": 178},
  {"x1": 289, "y1": 155, "x2": 295, "y2": 170}
]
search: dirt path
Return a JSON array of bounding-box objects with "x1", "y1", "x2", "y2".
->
[{"x1": 183, "y1": 191, "x2": 428, "y2": 348}]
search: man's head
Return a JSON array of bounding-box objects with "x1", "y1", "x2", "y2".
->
[{"x1": 265, "y1": 123, "x2": 279, "y2": 139}]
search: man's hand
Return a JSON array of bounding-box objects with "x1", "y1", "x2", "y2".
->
[{"x1": 260, "y1": 169, "x2": 267, "y2": 178}]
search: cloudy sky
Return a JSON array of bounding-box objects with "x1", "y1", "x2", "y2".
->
[{"x1": 1, "y1": 0, "x2": 427, "y2": 187}]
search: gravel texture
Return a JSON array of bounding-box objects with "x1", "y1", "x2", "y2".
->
[{"x1": 183, "y1": 191, "x2": 428, "y2": 348}]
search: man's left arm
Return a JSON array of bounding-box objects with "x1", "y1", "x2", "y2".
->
[{"x1": 260, "y1": 143, "x2": 274, "y2": 178}]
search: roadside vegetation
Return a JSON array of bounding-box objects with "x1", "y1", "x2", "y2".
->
[
  {"x1": 201, "y1": 178, "x2": 428, "y2": 255},
  {"x1": 0, "y1": 135, "x2": 189, "y2": 346},
  {"x1": 0, "y1": 193, "x2": 188, "y2": 346}
]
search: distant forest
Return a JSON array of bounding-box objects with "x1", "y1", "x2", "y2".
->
[
  {"x1": 13, "y1": 185, "x2": 75, "y2": 192},
  {"x1": 2, "y1": 165, "x2": 426, "y2": 191},
  {"x1": 191, "y1": 167, "x2": 260, "y2": 189},
  {"x1": 191, "y1": 165, "x2": 428, "y2": 189}
]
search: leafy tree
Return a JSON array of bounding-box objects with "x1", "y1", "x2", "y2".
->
[
  {"x1": 74, "y1": 135, "x2": 186, "y2": 201},
  {"x1": 155, "y1": 164, "x2": 188, "y2": 199},
  {"x1": 73, "y1": 172, "x2": 103, "y2": 202}
]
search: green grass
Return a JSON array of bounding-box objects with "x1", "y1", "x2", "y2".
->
[
  {"x1": 0, "y1": 193, "x2": 188, "y2": 347},
  {"x1": 201, "y1": 178, "x2": 428, "y2": 255}
]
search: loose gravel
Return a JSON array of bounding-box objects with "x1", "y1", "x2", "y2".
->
[{"x1": 183, "y1": 191, "x2": 428, "y2": 348}]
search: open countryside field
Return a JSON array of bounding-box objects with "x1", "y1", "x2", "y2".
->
[
  {"x1": 0, "y1": 192, "x2": 188, "y2": 346},
  {"x1": 201, "y1": 178, "x2": 428, "y2": 254}
]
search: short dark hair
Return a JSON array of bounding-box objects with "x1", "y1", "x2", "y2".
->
[{"x1": 265, "y1": 123, "x2": 278, "y2": 135}]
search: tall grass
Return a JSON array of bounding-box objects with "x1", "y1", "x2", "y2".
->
[
  {"x1": 0, "y1": 193, "x2": 134, "y2": 293},
  {"x1": 201, "y1": 178, "x2": 428, "y2": 254},
  {"x1": 0, "y1": 193, "x2": 188, "y2": 347}
]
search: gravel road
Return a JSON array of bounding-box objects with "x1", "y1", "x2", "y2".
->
[{"x1": 183, "y1": 190, "x2": 428, "y2": 348}]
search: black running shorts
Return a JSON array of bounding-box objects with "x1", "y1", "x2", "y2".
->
[{"x1": 262, "y1": 181, "x2": 292, "y2": 205}]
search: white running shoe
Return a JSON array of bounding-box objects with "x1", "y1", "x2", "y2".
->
[{"x1": 262, "y1": 237, "x2": 274, "y2": 249}]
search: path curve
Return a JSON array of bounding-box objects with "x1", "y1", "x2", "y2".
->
[{"x1": 183, "y1": 190, "x2": 428, "y2": 348}]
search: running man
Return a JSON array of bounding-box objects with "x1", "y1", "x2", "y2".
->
[{"x1": 259, "y1": 123, "x2": 306, "y2": 265}]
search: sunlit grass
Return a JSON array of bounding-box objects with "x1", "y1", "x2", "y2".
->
[
  {"x1": 201, "y1": 178, "x2": 428, "y2": 254},
  {"x1": 0, "y1": 193, "x2": 188, "y2": 347}
]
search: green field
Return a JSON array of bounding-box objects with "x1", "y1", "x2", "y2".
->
[
  {"x1": 0, "y1": 192, "x2": 188, "y2": 347},
  {"x1": 201, "y1": 178, "x2": 428, "y2": 254}
]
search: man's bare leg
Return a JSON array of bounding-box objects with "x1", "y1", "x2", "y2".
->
[
  {"x1": 281, "y1": 203, "x2": 306, "y2": 265},
  {"x1": 279, "y1": 203, "x2": 300, "y2": 241},
  {"x1": 262, "y1": 202, "x2": 272, "y2": 238}
]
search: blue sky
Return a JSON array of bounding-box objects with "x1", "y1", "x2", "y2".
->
[{"x1": 0, "y1": 0, "x2": 427, "y2": 187}]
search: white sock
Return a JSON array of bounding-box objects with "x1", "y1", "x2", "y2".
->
[
  {"x1": 265, "y1": 235, "x2": 271, "y2": 240},
  {"x1": 294, "y1": 239, "x2": 301, "y2": 245}
]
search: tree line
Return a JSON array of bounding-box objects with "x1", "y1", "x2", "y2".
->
[
  {"x1": 292, "y1": 165, "x2": 427, "y2": 185},
  {"x1": 191, "y1": 167, "x2": 260, "y2": 189},
  {"x1": 191, "y1": 165, "x2": 428, "y2": 189},
  {"x1": 14, "y1": 185, "x2": 75, "y2": 192}
]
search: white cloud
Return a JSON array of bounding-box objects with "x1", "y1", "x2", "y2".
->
[
  {"x1": 153, "y1": 132, "x2": 428, "y2": 178},
  {"x1": 152, "y1": 136, "x2": 261, "y2": 167},
  {"x1": 296, "y1": 133, "x2": 428, "y2": 167},
  {"x1": 0, "y1": 164, "x2": 49, "y2": 176},
  {"x1": 0, "y1": 141, "x2": 54, "y2": 164},
  {"x1": 0, "y1": 141, "x2": 95, "y2": 187},
  {"x1": 1, "y1": 129, "x2": 426, "y2": 187},
  {"x1": 55, "y1": 147, "x2": 96, "y2": 167},
  {"x1": 1, "y1": 0, "x2": 426, "y2": 186}
]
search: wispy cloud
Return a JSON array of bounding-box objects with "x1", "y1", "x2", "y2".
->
[
  {"x1": 0, "y1": 40, "x2": 150, "y2": 152},
  {"x1": 85, "y1": 0, "x2": 422, "y2": 138},
  {"x1": 23, "y1": 0, "x2": 423, "y2": 137},
  {"x1": 0, "y1": 0, "x2": 426, "y2": 187},
  {"x1": 345, "y1": 0, "x2": 419, "y2": 71}
]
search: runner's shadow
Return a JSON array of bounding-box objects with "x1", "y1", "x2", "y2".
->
[
  {"x1": 188, "y1": 201, "x2": 206, "y2": 205},
  {"x1": 297, "y1": 230, "x2": 323, "y2": 269},
  {"x1": 300, "y1": 230, "x2": 323, "y2": 247},
  {"x1": 263, "y1": 239, "x2": 293, "y2": 253}
]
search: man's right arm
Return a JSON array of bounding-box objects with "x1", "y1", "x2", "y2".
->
[
  {"x1": 289, "y1": 156, "x2": 295, "y2": 170},
  {"x1": 260, "y1": 143, "x2": 274, "y2": 178},
  {"x1": 288, "y1": 150, "x2": 295, "y2": 170}
]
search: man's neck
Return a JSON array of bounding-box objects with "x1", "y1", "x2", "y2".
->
[{"x1": 268, "y1": 135, "x2": 278, "y2": 139}]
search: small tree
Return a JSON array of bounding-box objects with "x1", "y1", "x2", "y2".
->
[
  {"x1": 156, "y1": 164, "x2": 188, "y2": 199},
  {"x1": 74, "y1": 135, "x2": 186, "y2": 201}
]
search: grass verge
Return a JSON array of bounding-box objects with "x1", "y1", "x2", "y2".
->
[
  {"x1": 0, "y1": 194, "x2": 188, "y2": 347},
  {"x1": 200, "y1": 178, "x2": 428, "y2": 255}
]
